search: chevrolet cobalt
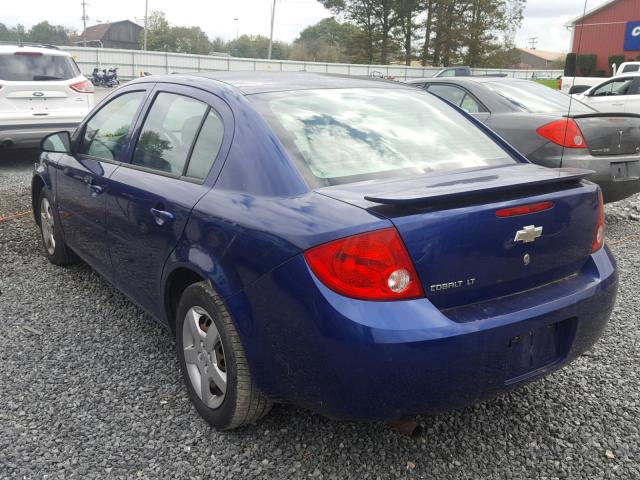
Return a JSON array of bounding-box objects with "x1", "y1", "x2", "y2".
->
[{"x1": 33, "y1": 72, "x2": 617, "y2": 430}]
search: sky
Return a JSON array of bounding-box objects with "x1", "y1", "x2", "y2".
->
[{"x1": 1, "y1": 0, "x2": 600, "y2": 53}]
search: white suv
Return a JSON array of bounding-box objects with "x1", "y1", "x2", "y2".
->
[{"x1": 0, "y1": 44, "x2": 94, "y2": 149}]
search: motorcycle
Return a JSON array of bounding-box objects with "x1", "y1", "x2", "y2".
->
[
  {"x1": 90, "y1": 67, "x2": 120, "y2": 88},
  {"x1": 104, "y1": 67, "x2": 119, "y2": 87}
]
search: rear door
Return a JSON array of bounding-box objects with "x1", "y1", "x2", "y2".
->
[
  {"x1": 54, "y1": 85, "x2": 149, "y2": 278},
  {"x1": 103, "y1": 84, "x2": 232, "y2": 318}
]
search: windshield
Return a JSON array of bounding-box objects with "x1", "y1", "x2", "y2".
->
[
  {"x1": 251, "y1": 88, "x2": 514, "y2": 187},
  {"x1": 485, "y1": 81, "x2": 594, "y2": 114},
  {"x1": 0, "y1": 53, "x2": 80, "y2": 81}
]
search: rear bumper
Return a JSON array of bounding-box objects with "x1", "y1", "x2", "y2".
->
[
  {"x1": 0, "y1": 121, "x2": 80, "y2": 148},
  {"x1": 562, "y1": 155, "x2": 640, "y2": 203},
  {"x1": 530, "y1": 149, "x2": 640, "y2": 203},
  {"x1": 234, "y1": 246, "x2": 617, "y2": 420}
]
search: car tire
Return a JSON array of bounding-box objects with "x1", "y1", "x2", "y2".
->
[
  {"x1": 37, "y1": 187, "x2": 72, "y2": 266},
  {"x1": 176, "y1": 281, "x2": 272, "y2": 430}
]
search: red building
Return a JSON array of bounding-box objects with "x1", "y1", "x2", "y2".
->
[{"x1": 568, "y1": 0, "x2": 640, "y2": 74}]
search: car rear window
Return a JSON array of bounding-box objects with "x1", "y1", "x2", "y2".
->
[
  {"x1": 251, "y1": 88, "x2": 514, "y2": 187},
  {"x1": 0, "y1": 53, "x2": 80, "y2": 81},
  {"x1": 485, "y1": 81, "x2": 594, "y2": 114}
]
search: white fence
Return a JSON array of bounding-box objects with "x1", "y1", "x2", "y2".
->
[{"x1": 64, "y1": 46, "x2": 563, "y2": 81}]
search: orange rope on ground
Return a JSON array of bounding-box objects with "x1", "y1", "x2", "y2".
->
[
  {"x1": 0, "y1": 211, "x2": 31, "y2": 223},
  {"x1": 609, "y1": 233, "x2": 640, "y2": 247}
]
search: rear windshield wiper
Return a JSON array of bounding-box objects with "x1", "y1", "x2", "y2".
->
[{"x1": 32, "y1": 75, "x2": 64, "y2": 81}]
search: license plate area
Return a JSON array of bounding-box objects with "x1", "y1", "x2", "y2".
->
[
  {"x1": 505, "y1": 318, "x2": 575, "y2": 384},
  {"x1": 611, "y1": 160, "x2": 640, "y2": 182}
]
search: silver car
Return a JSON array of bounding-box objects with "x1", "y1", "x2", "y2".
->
[{"x1": 408, "y1": 77, "x2": 640, "y2": 203}]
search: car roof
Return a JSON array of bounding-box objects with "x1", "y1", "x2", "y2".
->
[
  {"x1": 145, "y1": 71, "x2": 415, "y2": 95},
  {"x1": 0, "y1": 45, "x2": 69, "y2": 56}
]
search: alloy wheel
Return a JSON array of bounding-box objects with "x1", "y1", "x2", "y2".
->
[
  {"x1": 40, "y1": 197, "x2": 56, "y2": 256},
  {"x1": 182, "y1": 306, "x2": 227, "y2": 409}
]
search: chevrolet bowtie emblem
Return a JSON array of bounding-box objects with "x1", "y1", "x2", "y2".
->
[{"x1": 514, "y1": 225, "x2": 543, "y2": 243}]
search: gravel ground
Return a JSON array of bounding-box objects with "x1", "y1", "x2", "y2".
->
[{"x1": 1, "y1": 151, "x2": 639, "y2": 480}]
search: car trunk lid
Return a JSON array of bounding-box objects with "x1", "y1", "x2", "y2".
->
[
  {"x1": 572, "y1": 113, "x2": 640, "y2": 156},
  {"x1": 319, "y1": 163, "x2": 599, "y2": 310}
]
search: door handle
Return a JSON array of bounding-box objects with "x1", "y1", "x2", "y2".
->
[
  {"x1": 611, "y1": 103, "x2": 625, "y2": 106},
  {"x1": 150, "y1": 208, "x2": 175, "y2": 226},
  {"x1": 88, "y1": 184, "x2": 104, "y2": 195}
]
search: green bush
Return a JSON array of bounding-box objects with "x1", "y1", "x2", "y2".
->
[
  {"x1": 564, "y1": 53, "x2": 577, "y2": 76},
  {"x1": 577, "y1": 54, "x2": 597, "y2": 77}
]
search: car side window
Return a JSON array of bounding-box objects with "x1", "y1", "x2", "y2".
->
[
  {"x1": 628, "y1": 79, "x2": 640, "y2": 95},
  {"x1": 78, "y1": 91, "x2": 145, "y2": 160},
  {"x1": 132, "y1": 92, "x2": 207, "y2": 175},
  {"x1": 592, "y1": 78, "x2": 635, "y2": 97},
  {"x1": 460, "y1": 94, "x2": 482, "y2": 113},
  {"x1": 622, "y1": 65, "x2": 639, "y2": 73},
  {"x1": 428, "y1": 84, "x2": 466, "y2": 106},
  {"x1": 185, "y1": 110, "x2": 225, "y2": 180}
]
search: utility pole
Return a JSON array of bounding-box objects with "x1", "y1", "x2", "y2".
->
[
  {"x1": 267, "y1": 0, "x2": 276, "y2": 60},
  {"x1": 527, "y1": 37, "x2": 538, "y2": 50},
  {"x1": 234, "y1": 18, "x2": 239, "y2": 40},
  {"x1": 143, "y1": 0, "x2": 149, "y2": 50},
  {"x1": 81, "y1": 0, "x2": 88, "y2": 47}
]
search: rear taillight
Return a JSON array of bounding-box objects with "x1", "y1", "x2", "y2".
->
[
  {"x1": 70, "y1": 80, "x2": 94, "y2": 93},
  {"x1": 536, "y1": 119, "x2": 587, "y2": 149},
  {"x1": 592, "y1": 191, "x2": 605, "y2": 253},
  {"x1": 304, "y1": 228, "x2": 423, "y2": 301},
  {"x1": 496, "y1": 201, "x2": 554, "y2": 218}
]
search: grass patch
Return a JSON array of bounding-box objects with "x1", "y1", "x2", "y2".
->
[{"x1": 534, "y1": 79, "x2": 560, "y2": 89}]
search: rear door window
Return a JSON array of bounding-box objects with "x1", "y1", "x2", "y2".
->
[
  {"x1": 0, "y1": 53, "x2": 80, "y2": 81},
  {"x1": 78, "y1": 91, "x2": 145, "y2": 160},
  {"x1": 132, "y1": 92, "x2": 208, "y2": 175},
  {"x1": 428, "y1": 84, "x2": 484, "y2": 113},
  {"x1": 428, "y1": 84, "x2": 466, "y2": 105},
  {"x1": 185, "y1": 110, "x2": 225, "y2": 179}
]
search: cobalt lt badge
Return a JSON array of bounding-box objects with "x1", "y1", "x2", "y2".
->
[{"x1": 514, "y1": 225, "x2": 543, "y2": 244}]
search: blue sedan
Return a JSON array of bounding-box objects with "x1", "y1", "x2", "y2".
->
[{"x1": 33, "y1": 72, "x2": 617, "y2": 430}]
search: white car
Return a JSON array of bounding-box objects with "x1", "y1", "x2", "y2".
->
[
  {"x1": 0, "y1": 44, "x2": 94, "y2": 149},
  {"x1": 573, "y1": 73, "x2": 640, "y2": 114}
]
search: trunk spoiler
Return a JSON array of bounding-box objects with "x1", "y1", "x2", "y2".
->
[
  {"x1": 568, "y1": 112, "x2": 640, "y2": 120},
  {"x1": 362, "y1": 165, "x2": 593, "y2": 206}
]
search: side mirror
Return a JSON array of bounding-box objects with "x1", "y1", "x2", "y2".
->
[{"x1": 41, "y1": 131, "x2": 71, "y2": 153}]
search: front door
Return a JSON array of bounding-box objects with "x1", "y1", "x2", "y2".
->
[
  {"x1": 54, "y1": 88, "x2": 148, "y2": 278},
  {"x1": 584, "y1": 77, "x2": 636, "y2": 113},
  {"x1": 103, "y1": 85, "x2": 230, "y2": 318}
]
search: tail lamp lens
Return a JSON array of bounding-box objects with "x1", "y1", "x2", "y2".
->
[
  {"x1": 592, "y1": 191, "x2": 605, "y2": 253},
  {"x1": 70, "y1": 80, "x2": 95, "y2": 93},
  {"x1": 303, "y1": 228, "x2": 424, "y2": 301},
  {"x1": 536, "y1": 119, "x2": 587, "y2": 149}
]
